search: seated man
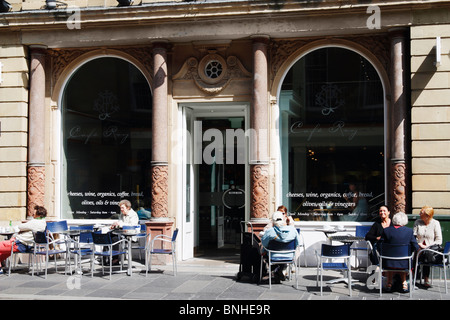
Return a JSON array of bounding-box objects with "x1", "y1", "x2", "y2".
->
[{"x1": 261, "y1": 211, "x2": 299, "y2": 281}]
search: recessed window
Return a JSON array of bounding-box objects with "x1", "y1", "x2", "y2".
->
[
  {"x1": 280, "y1": 47, "x2": 384, "y2": 222},
  {"x1": 61, "y1": 57, "x2": 152, "y2": 220}
]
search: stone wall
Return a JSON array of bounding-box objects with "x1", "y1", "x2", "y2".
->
[
  {"x1": 411, "y1": 24, "x2": 450, "y2": 215},
  {"x1": 0, "y1": 32, "x2": 28, "y2": 223}
]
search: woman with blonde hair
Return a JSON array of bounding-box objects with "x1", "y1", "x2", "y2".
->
[{"x1": 413, "y1": 205, "x2": 442, "y2": 287}]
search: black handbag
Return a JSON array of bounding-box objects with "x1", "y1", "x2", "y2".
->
[{"x1": 419, "y1": 244, "x2": 443, "y2": 264}]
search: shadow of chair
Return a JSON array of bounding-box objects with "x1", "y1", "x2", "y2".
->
[
  {"x1": 90, "y1": 232, "x2": 128, "y2": 280},
  {"x1": 378, "y1": 243, "x2": 414, "y2": 298},
  {"x1": 316, "y1": 244, "x2": 352, "y2": 296},
  {"x1": 146, "y1": 228, "x2": 178, "y2": 276},
  {"x1": 260, "y1": 239, "x2": 298, "y2": 289},
  {"x1": 414, "y1": 241, "x2": 450, "y2": 294}
]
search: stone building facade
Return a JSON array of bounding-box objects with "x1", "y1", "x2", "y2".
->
[{"x1": 0, "y1": 0, "x2": 449, "y2": 260}]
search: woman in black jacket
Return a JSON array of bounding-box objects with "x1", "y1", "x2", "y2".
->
[{"x1": 365, "y1": 205, "x2": 393, "y2": 264}]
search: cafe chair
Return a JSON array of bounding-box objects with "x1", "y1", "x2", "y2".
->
[
  {"x1": 32, "y1": 231, "x2": 70, "y2": 279},
  {"x1": 7, "y1": 240, "x2": 33, "y2": 276},
  {"x1": 316, "y1": 244, "x2": 352, "y2": 296},
  {"x1": 90, "y1": 232, "x2": 128, "y2": 280},
  {"x1": 296, "y1": 228, "x2": 307, "y2": 267},
  {"x1": 351, "y1": 225, "x2": 372, "y2": 269},
  {"x1": 378, "y1": 243, "x2": 414, "y2": 298},
  {"x1": 414, "y1": 241, "x2": 450, "y2": 294},
  {"x1": 146, "y1": 228, "x2": 178, "y2": 276},
  {"x1": 122, "y1": 224, "x2": 149, "y2": 261},
  {"x1": 69, "y1": 225, "x2": 95, "y2": 275},
  {"x1": 260, "y1": 239, "x2": 298, "y2": 289}
]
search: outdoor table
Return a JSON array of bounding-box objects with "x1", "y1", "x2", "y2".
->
[
  {"x1": 112, "y1": 229, "x2": 141, "y2": 276},
  {"x1": 0, "y1": 231, "x2": 14, "y2": 240},
  {"x1": 328, "y1": 235, "x2": 365, "y2": 245}
]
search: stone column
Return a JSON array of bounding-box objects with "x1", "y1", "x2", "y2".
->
[
  {"x1": 27, "y1": 45, "x2": 47, "y2": 217},
  {"x1": 148, "y1": 42, "x2": 172, "y2": 261},
  {"x1": 389, "y1": 28, "x2": 408, "y2": 214},
  {"x1": 250, "y1": 36, "x2": 270, "y2": 232}
]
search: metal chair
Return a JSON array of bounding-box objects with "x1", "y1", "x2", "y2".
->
[
  {"x1": 296, "y1": 228, "x2": 307, "y2": 267},
  {"x1": 414, "y1": 241, "x2": 450, "y2": 294},
  {"x1": 146, "y1": 228, "x2": 178, "y2": 276},
  {"x1": 351, "y1": 225, "x2": 371, "y2": 269},
  {"x1": 122, "y1": 224, "x2": 149, "y2": 261},
  {"x1": 260, "y1": 239, "x2": 298, "y2": 289},
  {"x1": 32, "y1": 231, "x2": 70, "y2": 279},
  {"x1": 69, "y1": 225, "x2": 94, "y2": 275},
  {"x1": 7, "y1": 239, "x2": 33, "y2": 276},
  {"x1": 316, "y1": 244, "x2": 352, "y2": 296},
  {"x1": 90, "y1": 232, "x2": 128, "y2": 280},
  {"x1": 378, "y1": 243, "x2": 414, "y2": 298}
]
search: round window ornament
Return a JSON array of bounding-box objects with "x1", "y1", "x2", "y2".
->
[{"x1": 198, "y1": 54, "x2": 227, "y2": 84}]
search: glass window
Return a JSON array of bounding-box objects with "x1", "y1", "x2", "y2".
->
[
  {"x1": 280, "y1": 47, "x2": 384, "y2": 222},
  {"x1": 61, "y1": 57, "x2": 152, "y2": 220}
]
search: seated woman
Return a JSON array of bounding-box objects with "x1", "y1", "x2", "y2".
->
[
  {"x1": 380, "y1": 212, "x2": 419, "y2": 292},
  {"x1": 0, "y1": 205, "x2": 47, "y2": 274},
  {"x1": 413, "y1": 205, "x2": 442, "y2": 287},
  {"x1": 365, "y1": 205, "x2": 393, "y2": 265}
]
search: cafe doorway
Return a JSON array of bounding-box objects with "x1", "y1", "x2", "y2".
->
[{"x1": 180, "y1": 104, "x2": 249, "y2": 260}]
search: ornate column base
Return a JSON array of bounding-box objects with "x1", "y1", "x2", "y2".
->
[
  {"x1": 391, "y1": 159, "x2": 406, "y2": 214},
  {"x1": 27, "y1": 165, "x2": 45, "y2": 218},
  {"x1": 150, "y1": 164, "x2": 168, "y2": 219},
  {"x1": 250, "y1": 164, "x2": 269, "y2": 234}
]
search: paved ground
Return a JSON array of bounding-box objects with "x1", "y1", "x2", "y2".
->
[{"x1": 1, "y1": 254, "x2": 449, "y2": 303}]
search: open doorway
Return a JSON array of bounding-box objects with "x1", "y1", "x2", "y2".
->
[{"x1": 181, "y1": 104, "x2": 248, "y2": 260}]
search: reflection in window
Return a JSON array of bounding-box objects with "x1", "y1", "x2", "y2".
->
[
  {"x1": 280, "y1": 47, "x2": 385, "y2": 222},
  {"x1": 62, "y1": 57, "x2": 152, "y2": 219}
]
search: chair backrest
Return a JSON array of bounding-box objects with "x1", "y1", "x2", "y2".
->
[
  {"x1": 379, "y1": 243, "x2": 411, "y2": 258},
  {"x1": 91, "y1": 232, "x2": 112, "y2": 245},
  {"x1": 321, "y1": 244, "x2": 350, "y2": 257},
  {"x1": 443, "y1": 241, "x2": 450, "y2": 255},
  {"x1": 172, "y1": 228, "x2": 179, "y2": 242},
  {"x1": 47, "y1": 220, "x2": 68, "y2": 233},
  {"x1": 33, "y1": 231, "x2": 48, "y2": 245},
  {"x1": 267, "y1": 239, "x2": 296, "y2": 251},
  {"x1": 355, "y1": 225, "x2": 371, "y2": 238},
  {"x1": 79, "y1": 231, "x2": 93, "y2": 244},
  {"x1": 70, "y1": 225, "x2": 94, "y2": 232}
]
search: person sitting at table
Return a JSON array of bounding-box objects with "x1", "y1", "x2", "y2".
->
[
  {"x1": 413, "y1": 205, "x2": 442, "y2": 287},
  {"x1": 110, "y1": 199, "x2": 139, "y2": 229},
  {"x1": 365, "y1": 205, "x2": 393, "y2": 265},
  {"x1": 0, "y1": 205, "x2": 47, "y2": 274},
  {"x1": 380, "y1": 212, "x2": 419, "y2": 293},
  {"x1": 106, "y1": 199, "x2": 140, "y2": 265},
  {"x1": 261, "y1": 211, "x2": 299, "y2": 282},
  {"x1": 262, "y1": 205, "x2": 294, "y2": 234}
]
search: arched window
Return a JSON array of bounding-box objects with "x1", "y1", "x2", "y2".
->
[
  {"x1": 280, "y1": 47, "x2": 385, "y2": 221},
  {"x1": 61, "y1": 57, "x2": 152, "y2": 219}
]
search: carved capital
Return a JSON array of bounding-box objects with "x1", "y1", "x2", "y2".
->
[{"x1": 250, "y1": 164, "x2": 269, "y2": 219}]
